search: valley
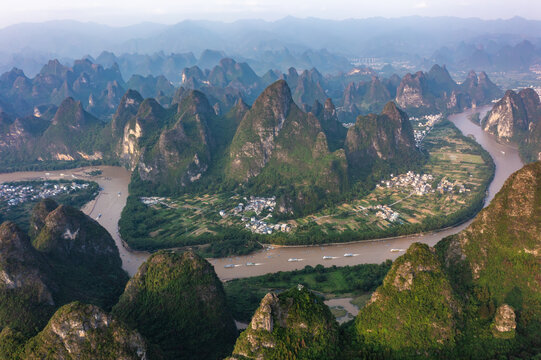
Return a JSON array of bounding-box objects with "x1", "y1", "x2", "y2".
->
[{"x1": 0, "y1": 105, "x2": 523, "y2": 280}]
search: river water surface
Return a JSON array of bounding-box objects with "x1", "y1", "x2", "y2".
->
[{"x1": 0, "y1": 105, "x2": 524, "y2": 279}]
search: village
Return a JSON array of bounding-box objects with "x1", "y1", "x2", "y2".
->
[
  {"x1": 0, "y1": 182, "x2": 90, "y2": 206},
  {"x1": 410, "y1": 113, "x2": 443, "y2": 147},
  {"x1": 363, "y1": 170, "x2": 470, "y2": 222},
  {"x1": 220, "y1": 196, "x2": 292, "y2": 235},
  {"x1": 377, "y1": 171, "x2": 435, "y2": 196}
]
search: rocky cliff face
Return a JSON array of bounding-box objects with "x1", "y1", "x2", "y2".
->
[
  {"x1": 460, "y1": 70, "x2": 502, "y2": 107},
  {"x1": 492, "y1": 304, "x2": 516, "y2": 337},
  {"x1": 113, "y1": 251, "x2": 237, "y2": 360},
  {"x1": 482, "y1": 89, "x2": 532, "y2": 140},
  {"x1": 114, "y1": 90, "x2": 217, "y2": 192},
  {"x1": 291, "y1": 68, "x2": 327, "y2": 107},
  {"x1": 112, "y1": 90, "x2": 144, "y2": 159},
  {"x1": 0, "y1": 112, "x2": 47, "y2": 163},
  {"x1": 343, "y1": 76, "x2": 393, "y2": 115},
  {"x1": 345, "y1": 101, "x2": 420, "y2": 177},
  {"x1": 0, "y1": 221, "x2": 57, "y2": 335},
  {"x1": 229, "y1": 287, "x2": 340, "y2": 360},
  {"x1": 24, "y1": 302, "x2": 147, "y2": 360},
  {"x1": 394, "y1": 67, "x2": 501, "y2": 115},
  {"x1": 311, "y1": 98, "x2": 347, "y2": 151},
  {"x1": 483, "y1": 88, "x2": 541, "y2": 162},
  {"x1": 32, "y1": 200, "x2": 128, "y2": 310},
  {"x1": 395, "y1": 71, "x2": 434, "y2": 110}
]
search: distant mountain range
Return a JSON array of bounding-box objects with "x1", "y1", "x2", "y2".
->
[
  {"x1": 3, "y1": 17, "x2": 541, "y2": 78},
  {"x1": 0, "y1": 55, "x2": 503, "y2": 124},
  {"x1": 0, "y1": 57, "x2": 504, "y2": 210}
]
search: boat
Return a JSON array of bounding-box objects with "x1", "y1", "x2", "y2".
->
[
  {"x1": 246, "y1": 262, "x2": 256, "y2": 266},
  {"x1": 323, "y1": 256, "x2": 333, "y2": 260},
  {"x1": 288, "y1": 258, "x2": 300, "y2": 262},
  {"x1": 224, "y1": 264, "x2": 235, "y2": 268},
  {"x1": 390, "y1": 248, "x2": 406, "y2": 252},
  {"x1": 344, "y1": 253, "x2": 354, "y2": 257}
]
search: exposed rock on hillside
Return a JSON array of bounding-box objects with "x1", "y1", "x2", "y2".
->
[
  {"x1": 229, "y1": 287, "x2": 339, "y2": 360},
  {"x1": 24, "y1": 302, "x2": 147, "y2": 360},
  {"x1": 483, "y1": 88, "x2": 541, "y2": 162},
  {"x1": 395, "y1": 71, "x2": 434, "y2": 110},
  {"x1": 492, "y1": 304, "x2": 516, "y2": 338},
  {"x1": 34, "y1": 97, "x2": 106, "y2": 161},
  {"x1": 311, "y1": 98, "x2": 347, "y2": 151},
  {"x1": 136, "y1": 90, "x2": 215, "y2": 190}
]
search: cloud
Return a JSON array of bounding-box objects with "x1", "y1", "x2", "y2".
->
[{"x1": 414, "y1": 1, "x2": 428, "y2": 8}]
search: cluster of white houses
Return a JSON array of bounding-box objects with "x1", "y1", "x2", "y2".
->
[
  {"x1": 220, "y1": 196, "x2": 292, "y2": 235},
  {"x1": 378, "y1": 171, "x2": 435, "y2": 196},
  {"x1": 437, "y1": 178, "x2": 468, "y2": 194},
  {"x1": 0, "y1": 182, "x2": 89, "y2": 206},
  {"x1": 410, "y1": 113, "x2": 442, "y2": 147},
  {"x1": 373, "y1": 204, "x2": 400, "y2": 222},
  {"x1": 378, "y1": 171, "x2": 468, "y2": 196}
]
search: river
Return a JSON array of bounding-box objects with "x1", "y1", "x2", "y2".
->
[
  {"x1": 0, "y1": 105, "x2": 524, "y2": 279},
  {"x1": 0, "y1": 166, "x2": 148, "y2": 275}
]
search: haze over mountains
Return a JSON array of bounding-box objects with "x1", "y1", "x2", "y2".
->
[{"x1": 3, "y1": 16, "x2": 541, "y2": 78}]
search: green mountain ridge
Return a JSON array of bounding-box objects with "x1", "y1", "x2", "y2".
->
[
  {"x1": 228, "y1": 286, "x2": 340, "y2": 360},
  {"x1": 350, "y1": 161, "x2": 541, "y2": 358},
  {"x1": 112, "y1": 251, "x2": 237, "y2": 360}
]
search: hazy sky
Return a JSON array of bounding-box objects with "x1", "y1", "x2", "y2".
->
[{"x1": 1, "y1": 0, "x2": 541, "y2": 27}]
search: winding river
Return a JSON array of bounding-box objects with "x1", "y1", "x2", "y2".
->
[{"x1": 0, "y1": 105, "x2": 524, "y2": 279}]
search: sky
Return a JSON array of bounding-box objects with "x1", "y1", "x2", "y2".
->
[{"x1": 1, "y1": 0, "x2": 541, "y2": 27}]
